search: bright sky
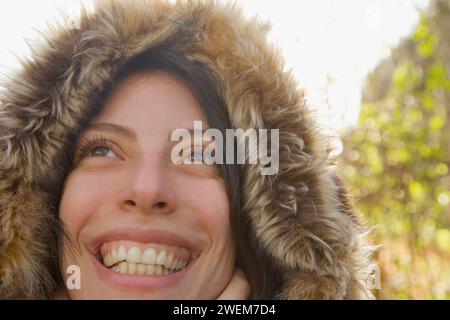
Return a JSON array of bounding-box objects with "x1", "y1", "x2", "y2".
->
[{"x1": 0, "y1": 0, "x2": 430, "y2": 132}]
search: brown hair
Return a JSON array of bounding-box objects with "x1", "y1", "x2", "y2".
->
[{"x1": 58, "y1": 48, "x2": 282, "y2": 299}]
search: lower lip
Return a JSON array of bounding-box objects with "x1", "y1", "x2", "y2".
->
[{"x1": 90, "y1": 252, "x2": 195, "y2": 290}]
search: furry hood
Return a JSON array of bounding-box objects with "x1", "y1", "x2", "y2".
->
[{"x1": 0, "y1": 0, "x2": 375, "y2": 299}]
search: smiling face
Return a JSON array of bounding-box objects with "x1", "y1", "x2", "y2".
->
[{"x1": 59, "y1": 71, "x2": 236, "y2": 299}]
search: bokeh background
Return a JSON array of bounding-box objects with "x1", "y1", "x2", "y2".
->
[
  {"x1": 340, "y1": 0, "x2": 450, "y2": 299},
  {"x1": 0, "y1": 0, "x2": 448, "y2": 299}
]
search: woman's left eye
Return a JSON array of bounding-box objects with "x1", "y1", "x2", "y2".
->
[
  {"x1": 89, "y1": 146, "x2": 117, "y2": 158},
  {"x1": 187, "y1": 150, "x2": 204, "y2": 162}
]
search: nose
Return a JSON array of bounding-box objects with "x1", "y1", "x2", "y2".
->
[{"x1": 118, "y1": 157, "x2": 176, "y2": 214}]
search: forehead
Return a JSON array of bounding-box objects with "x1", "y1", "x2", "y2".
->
[{"x1": 93, "y1": 71, "x2": 209, "y2": 133}]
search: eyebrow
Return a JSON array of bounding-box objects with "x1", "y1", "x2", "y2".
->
[
  {"x1": 84, "y1": 123, "x2": 213, "y2": 143},
  {"x1": 83, "y1": 122, "x2": 137, "y2": 142}
]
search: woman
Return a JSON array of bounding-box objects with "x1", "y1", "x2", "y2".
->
[{"x1": 0, "y1": 0, "x2": 375, "y2": 299}]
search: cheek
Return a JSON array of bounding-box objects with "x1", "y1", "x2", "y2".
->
[
  {"x1": 182, "y1": 177, "x2": 232, "y2": 243},
  {"x1": 180, "y1": 177, "x2": 236, "y2": 298},
  {"x1": 59, "y1": 172, "x2": 110, "y2": 236}
]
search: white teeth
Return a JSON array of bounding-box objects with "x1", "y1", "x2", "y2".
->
[
  {"x1": 137, "y1": 263, "x2": 146, "y2": 275},
  {"x1": 165, "y1": 254, "x2": 174, "y2": 269},
  {"x1": 128, "y1": 262, "x2": 137, "y2": 275},
  {"x1": 107, "y1": 254, "x2": 113, "y2": 267},
  {"x1": 101, "y1": 245, "x2": 190, "y2": 274},
  {"x1": 127, "y1": 246, "x2": 141, "y2": 263},
  {"x1": 146, "y1": 265, "x2": 155, "y2": 275},
  {"x1": 104, "y1": 253, "x2": 112, "y2": 267},
  {"x1": 156, "y1": 251, "x2": 167, "y2": 266},
  {"x1": 118, "y1": 246, "x2": 127, "y2": 261},
  {"x1": 155, "y1": 265, "x2": 163, "y2": 276},
  {"x1": 119, "y1": 261, "x2": 127, "y2": 274},
  {"x1": 108, "y1": 261, "x2": 177, "y2": 276},
  {"x1": 178, "y1": 260, "x2": 187, "y2": 270},
  {"x1": 170, "y1": 258, "x2": 179, "y2": 270},
  {"x1": 142, "y1": 248, "x2": 157, "y2": 265},
  {"x1": 111, "y1": 249, "x2": 118, "y2": 264}
]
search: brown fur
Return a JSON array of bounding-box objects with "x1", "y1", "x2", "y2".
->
[{"x1": 0, "y1": 0, "x2": 375, "y2": 299}]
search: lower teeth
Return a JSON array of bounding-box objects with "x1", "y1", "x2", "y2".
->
[{"x1": 109, "y1": 261, "x2": 176, "y2": 276}]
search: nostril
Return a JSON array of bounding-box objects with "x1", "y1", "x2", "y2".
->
[
  {"x1": 125, "y1": 200, "x2": 137, "y2": 206},
  {"x1": 156, "y1": 202, "x2": 166, "y2": 209},
  {"x1": 123, "y1": 200, "x2": 169, "y2": 210}
]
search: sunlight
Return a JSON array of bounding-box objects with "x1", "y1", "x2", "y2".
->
[{"x1": 0, "y1": 0, "x2": 430, "y2": 131}]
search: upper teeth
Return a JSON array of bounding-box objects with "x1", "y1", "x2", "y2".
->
[{"x1": 101, "y1": 244, "x2": 189, "y2": 275}]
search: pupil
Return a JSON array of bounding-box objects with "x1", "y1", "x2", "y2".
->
[{"x1": 92, "y1": 147, "x2": 108, "y2": 156}]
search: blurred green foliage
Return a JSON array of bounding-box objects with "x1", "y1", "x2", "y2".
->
[{"x1": 341, "y1": 0, "x2": 450, "y2": 299}]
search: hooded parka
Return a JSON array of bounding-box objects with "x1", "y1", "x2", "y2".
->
[{"x1": 0, "y1": 0, "x2": 376, "y2": 299}]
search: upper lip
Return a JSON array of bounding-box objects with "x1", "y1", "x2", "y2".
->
[{"x1": 87, "y1": 226, "x2": 201, "y2": 259}]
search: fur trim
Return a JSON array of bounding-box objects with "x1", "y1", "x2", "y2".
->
[{"x1": 0, "y1": 0, "x2": 375, "y2": 299}]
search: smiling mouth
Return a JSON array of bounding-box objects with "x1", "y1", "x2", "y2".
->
[{"x1": 96, "y1": 241, "x2": 192, "y2": 276}]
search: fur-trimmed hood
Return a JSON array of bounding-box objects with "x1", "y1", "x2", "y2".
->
[{"x1": 0, "y1": 0, "x2": 375, "y2": 299}]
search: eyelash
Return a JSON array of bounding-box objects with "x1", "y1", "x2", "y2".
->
[
  {"x1": 77, "y1": 134, "x2": 116, "y2": 160},
  {"x1": 180, "y1": 144, "x2": 216, "y2": 162},
  {"x1": 75, "y1": 136, "x2": 216, "y2": 164}
]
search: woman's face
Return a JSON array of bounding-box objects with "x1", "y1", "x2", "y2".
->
[{"x1": 59, "y1": 71, "x2": 235, "y2": 299}]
